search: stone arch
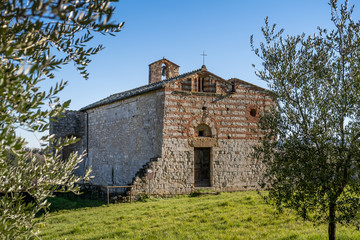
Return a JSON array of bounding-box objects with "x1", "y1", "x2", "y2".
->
[
  {"x1": 195, "y1": 124, "x2": 212, "y2": 137},
  {"x1": 148, "y1": 58, "x2": 180, "y2": 84},
  {"x1": 161, "y1": 63, "x2": 167, "y2": 80},
  {"x1": 186, "y1": 116, "x2": 219, "y2": 138}
]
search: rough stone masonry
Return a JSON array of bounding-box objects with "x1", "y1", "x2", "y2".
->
[{"x1": 50, "y1": 58, "x2": 275, "y2": 196}]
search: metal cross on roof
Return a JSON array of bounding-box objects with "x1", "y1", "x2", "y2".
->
[{"x1": 201, "y1": 51, "x2": 207, "y2": 66}]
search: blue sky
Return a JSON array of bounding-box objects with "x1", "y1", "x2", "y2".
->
[{"x1": 21, "y1": 0, "x2": 358, "y2": 147}]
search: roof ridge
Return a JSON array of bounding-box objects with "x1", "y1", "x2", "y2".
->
[
  {"x1": 228, "y1": 77, "x2": 267, "y2": 91},
  {"x1": 163, "y1": 67, "x2": 202, "y2": 82},
  {"x1": 80, "y1": 68, "x2": 202, "y2": 111},
  {"x1": 148, "y1": 58, "x2": 180, "y2": 67},
  {"x1": 109, "y1": 68, "x2": 202, "y2": 98}
]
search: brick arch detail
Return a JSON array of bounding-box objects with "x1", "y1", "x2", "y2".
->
[{"x1": 186, "y1": 116, "x2": 219, "y2": 138}]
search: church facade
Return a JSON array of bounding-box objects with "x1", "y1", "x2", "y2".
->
[{"x1": 50, "y1": 58, "x2": 274, "y2": 196}]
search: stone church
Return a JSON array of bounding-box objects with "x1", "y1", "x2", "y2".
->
[{"x1": 50, "y1": 58, "x2": 274, "y2": 196}]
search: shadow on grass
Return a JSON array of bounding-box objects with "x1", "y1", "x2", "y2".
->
[
  {"x1": 47, "y1": 195, "x2": 105, "y2": 212},
  {"x1": 36, "y1": 193, "x2": 105, "y2": 217}
]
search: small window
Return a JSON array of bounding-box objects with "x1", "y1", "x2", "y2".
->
[
  {"x1": 198, "y1": 78, "x2": 203, "y2": 92},
  {"x1": 231, "y1": 82, "x2": 236, "y2": 92},
  {"x1": 250, "y1": 108, "x2": 257, "y2": 117},
  {"x1": 195, "y1": 124, "x2": 211, "y2": 137}
]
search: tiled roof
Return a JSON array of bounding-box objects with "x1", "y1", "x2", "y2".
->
[
  {"x1": 228, "y1": 78, "x2": 273, "y2": 96},
  {"x1": 228, "y1": 78, "x2": 266, "y2": 91},
  {"x1": 80, "y1": 68, "x2": 202, "y2": 111}
]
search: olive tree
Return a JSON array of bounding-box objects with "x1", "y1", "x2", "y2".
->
[
  {"x1": 251, "y1": 1, "x2": 360, "y2": 239},
  {"x1": 0, "y1": 0, "x2": 123, "y2": 238}
]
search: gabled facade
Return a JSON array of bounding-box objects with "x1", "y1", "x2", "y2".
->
[{"x1": 50, "y1": 58, "x2": 275, "y2": 196}]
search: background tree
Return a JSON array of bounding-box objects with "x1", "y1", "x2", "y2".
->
[
  {"x1": 251, "y1": 0, "x2": 360, "y2": 239},
  {"x1": 0, "y1": 0, "x2": 123, "y2": 238}
]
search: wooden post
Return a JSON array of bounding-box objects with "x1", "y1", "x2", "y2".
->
[
  {"x1": 101, "y1": 185, "x2": 134, "y2": 205},
  {"x1": 107, "y1": 186, "x2": 109, "y2": 205},
  {"x1": 130, "y1": 187, "x2": 132, "y2": 203}
]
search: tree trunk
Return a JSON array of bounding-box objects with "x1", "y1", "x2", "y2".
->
[{"x1": 328, "y1": 201, "x2": 336, "y2": 240}]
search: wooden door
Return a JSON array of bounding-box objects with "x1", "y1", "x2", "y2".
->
[{"x1": 194, "y1": 148, "x2": 211, "y2": 187}]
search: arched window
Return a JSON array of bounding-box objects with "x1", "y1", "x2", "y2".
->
[
  {"x1": 161, "y1": 63, "x2": 167, "y2": 80},
  {"x1": 231, "y1": 82, "x2": 236, "y2": 92},
  {"x1": 197, "y1": 77, "x2": 216, "y2": 93},
  {"x1": 198, "y1": 78, "x2": 203, "y2": 92},
  {"x1": 195, "y1": 124, "x2": 212, "y2": 137}
]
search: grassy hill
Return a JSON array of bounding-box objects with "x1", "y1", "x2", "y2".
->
[{"x1": 39, "y1": 191, "x2": 360, "y2": 240}]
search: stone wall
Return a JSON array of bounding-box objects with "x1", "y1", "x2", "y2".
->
[
  {"x1": 131, "y1": 72, "x2": 274, "y2": 196},
  {"x1": 86, "y1": 89, "x2": 165, "y2": 187},
  {"x1": 50, "y1": 111, "x2": 87, "y2": 177},
  {"x1": 212, "y1": 139, "x2": 264, "y2": 191},
  {"x1": 132, "y1": 139, "x2": 264, "y2": 196},
  {"x1": 50, "y1": 111, "x2": 86, "y2": 138},
  {"x1": 149, "y1": 58, "x2": 180, "y2": 84}
]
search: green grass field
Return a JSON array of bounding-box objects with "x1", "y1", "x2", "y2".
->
[{"x1": 39, "y1": 191, "x2": 360, "y2": 240}]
